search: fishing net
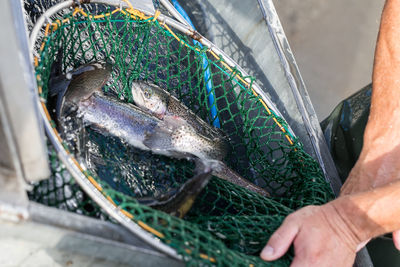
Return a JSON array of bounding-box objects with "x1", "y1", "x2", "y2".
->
[{"x1": 27, "y1": 2, "x2": 334, "y2": 266}]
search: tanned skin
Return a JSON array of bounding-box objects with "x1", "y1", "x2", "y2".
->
[{"x1": 260, "y1": 0, "x2": 400, "y2": 265}]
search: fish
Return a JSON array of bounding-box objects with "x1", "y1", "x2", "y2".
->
[
  {"x1": 48, "y1": 49, "x2": 106, "y2": 120},
  {"x1": 51, "y1": 63, "x2": 212, "y2": 217},
  {"x1": 60, "y1": 63, "x2": 112, "y2": 117},
  {"x1": 139, "y1": 169, "x2": 212, "y2": 218},
  {"x1": 131, "y1": 81, "x2": 270, "y2": 197}
]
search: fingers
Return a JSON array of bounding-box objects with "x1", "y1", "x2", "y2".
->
[
  {"x1": 260, "y1": 215, "x2": 299, "y2": 261},
  {"x1": 393, "y1": 230, "x2": 400, "y2": 250}
]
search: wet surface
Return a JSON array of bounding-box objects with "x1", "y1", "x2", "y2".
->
[{"x1": 274, "y1": 0, "x2": 385, "y2": 119}]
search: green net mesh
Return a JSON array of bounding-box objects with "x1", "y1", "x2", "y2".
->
[{"x1": 29, "y1": 4, "x2": 334, "y2": 266}]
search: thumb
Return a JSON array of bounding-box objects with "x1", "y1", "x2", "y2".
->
[
  {"x1": 392, "y1": 230, "x2": 400, "y2": 250},
  {"x1": 260, "y1": 216, "x2": 299, "y2": 261}
]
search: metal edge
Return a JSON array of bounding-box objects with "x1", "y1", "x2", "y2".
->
[
  {"x1": 28, "y1": 201, "x2": 182, "y2": 263},
  {"x1": 159, "y1": 0, "x2": 191, "y2": 27},
  {"x1": 27, "y1": 202, "x2": 184, "y2": 266},
  {"x1": 126, "y1": 0, "x2": 298, "y2": 138},
  {"x1": 0, "y1": 80, "x2": 26, "y2": 190},
  {"x1": 29, "y1": 1, "x2": 182, "y2": 261},
  {"x1": 256, "y1": 1, "x2": 373, "y2": 266},
  {"x1": 257, "y1": 0, "x2": 342, "y2": 195},
  {"x1": 0, "y1": 0, "x2": 28, "y2": 188},
  {"x1": 9, "y1": 0, "x2": 50, "y2": 182},
  {"x1": 0, "y1": 0, "x2": 30, "y2": 208},
  {"x1": 27, "y1": 0, "x2": 308, "y2": 261},
  {"x1": 46, "y1": 112, "x2": 182, "y2": 261}
]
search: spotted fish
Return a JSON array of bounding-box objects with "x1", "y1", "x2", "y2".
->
[
  {"x1": 131, "y1": 81, "x2": 270, "y2": 197},
  {"x1": 50, "y1": 62, "x2": 212, "y2": 217}
]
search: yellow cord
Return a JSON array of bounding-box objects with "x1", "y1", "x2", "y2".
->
[
  {"x1": 121, "y1": 0, "x2": 134, "y2": 10},
  {"x1": 68, "y1": 5, "x2": 291, "y2": 144},
  {"x1": 153, "y1": 9, "x2": 161, "y2": 22},
  {"x1": 34, "y1": 7, "x2": 296, "y2": 263}
]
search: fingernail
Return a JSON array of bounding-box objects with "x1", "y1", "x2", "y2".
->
[{"x1": 261, "y1": 245, "x2": 274, "y2": 259}]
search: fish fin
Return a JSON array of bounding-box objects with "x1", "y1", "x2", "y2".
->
[
  {"x1": 56, "y1": 93, "x2": 65, "y2": 119},
  {"x1": 163, "y1": 115, "x2": 188, "y2": 129},
  {"x1": 143, "y1": 126, "x2": 174, "y2": 151},
  {"x1": 213, "y1": 162, "x2": 270, "y2": 198},
  {"x1": 143, "y1": 170, "x2": 212, "y2": 217},
  {"x1": 70, "y1": 63, "x2": 100, "y2": 77},
  {"x1": 48, "y1": 75, "x2": 73, "y2": 123},
  {"x1": 50, "y1": 48, "x2": 64, "y2": 78},
  {"x1": 194, "y1": 159, "x2": 213, "y2": 174},
  {"x1": 49, "y1": 76, "x2": 70, "y2": 97},
  {"x1": 48, "y1": 48, "x2": 68, "y2": 96}
]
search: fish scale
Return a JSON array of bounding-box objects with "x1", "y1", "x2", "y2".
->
[
  {"x1": 52, "y1": 62, "x2": 270, "y2": 213},
  {"x1": 131, "y1": 81, "x2": 271, "y2": 197},
  {"x1": 170, "y1": 125, "x2": 223, "y2": 160},
  {"x1": 51, "y1": 62, "x2": 213, "y2": 217}
]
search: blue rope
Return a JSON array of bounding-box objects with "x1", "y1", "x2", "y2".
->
[{"x1": 171, "y1": 0, "x2": 221, "y2": 128}]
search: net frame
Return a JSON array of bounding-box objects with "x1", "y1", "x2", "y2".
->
[{"x1": 28, "y1": 1, "x2": 333, "y2": 265}]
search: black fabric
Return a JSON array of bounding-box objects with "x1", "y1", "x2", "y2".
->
[
  {"x1": 321, "y1": 83, "x2": 400, "y2": 267},
  {"x1": 320, "y1": 83, "x2": 372, "y2": 182}
]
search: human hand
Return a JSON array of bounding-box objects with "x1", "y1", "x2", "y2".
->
[
  {"x1": 341, "y1": 166, "x2": 400, "y2": 250},
  {"x1": 260, "y1": 204, "x2": 362, "y2": 266},
  {"x1": 341, "y1": 151, "x2": 400, "y2": 249},
  {"x1": 340, "y1": 161, "x2": 375, "y2": 196},
  {"x1": 341, "y1": 142, "x2": 400, "y2": 196}
]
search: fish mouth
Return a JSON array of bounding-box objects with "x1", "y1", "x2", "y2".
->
[
  {"x1": 155, "y1": 113, "x2": 165, "y2": 120},
  {"x1": 156, "y1": 103, "x2": 167, "y2": 119}
]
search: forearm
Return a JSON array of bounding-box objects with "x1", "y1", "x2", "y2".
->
[
  {"x1": 334, "y1": 180, "x2": 400, "y2": 242},
  {"x1": 261, "y1": 181, "x2": 400, "y2": 264},
  {"x1": 362, "y1": 0, "x2": 400, "y2": 158},
  {"x1": 330, "y1": 0, "x2": 400, "y2": 246},
  {"x1": 262, "y1": 2, "x2": 400, "y2": 264},
  {"x1": 343, "y1": 0, "x2": 400, "y2": 191}
]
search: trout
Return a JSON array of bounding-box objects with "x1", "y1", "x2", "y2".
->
[
  {"x1": 52, "y1": 63, "x2": 212, "y2": 217},
  {"x1": 131, "y1": 81, "x2": 270, "y2": 197}
]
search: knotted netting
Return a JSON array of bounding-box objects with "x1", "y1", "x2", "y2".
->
[{"x1": 27, "y1": 2, "x2": 334, "y2": 266}]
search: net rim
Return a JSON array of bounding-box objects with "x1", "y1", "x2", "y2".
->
[{"x1": 29, "y1": 1, "x2": 300, "y2": 264}]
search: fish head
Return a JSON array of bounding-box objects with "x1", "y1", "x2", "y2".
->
[{"x1": 131, "y1": 82, "x2": 168, "y2": 119}]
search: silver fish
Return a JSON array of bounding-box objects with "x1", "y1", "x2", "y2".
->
[
  {"x1": 131, "y1": 81, "x2": 270, "y2": 197},
  {"x1": 52, "y1": 63, "x2": 212, "y2": 217}
]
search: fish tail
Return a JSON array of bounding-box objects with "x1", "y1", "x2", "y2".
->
[
  {"x1": 144, "y1": 170, "x2": 212, "y2": 218},
  {"x1": 214, "y1": 137, "x2": 230, "y2": 160},
  {"x1": 213, "y1": 162, "x2": 270, "y2": 198},
  {"x1": 50, "y1": 48, "x2": 64, "y2": 78}
]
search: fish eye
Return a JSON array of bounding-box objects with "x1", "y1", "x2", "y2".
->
[{"x1": 143, "y1": 88, "x2": 152, "y2": 99}]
